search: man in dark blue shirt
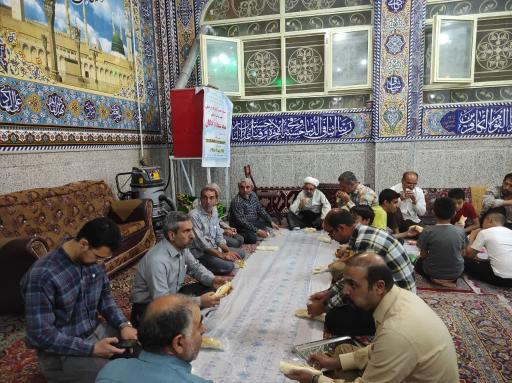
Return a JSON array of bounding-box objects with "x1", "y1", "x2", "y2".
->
[
  {"x1": 96, "y1": 294, "x2": 212, "y2": 383},
  {"x1": 21, "y1": 217, "x2": 138, "y2": 383},
  {"x1": 229, "y1": 177, "x2": 279, "y2": 244}
]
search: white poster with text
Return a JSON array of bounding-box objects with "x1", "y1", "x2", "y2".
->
[{"x1": 201, "y1": 87, "x2": 233, "y2": 168}]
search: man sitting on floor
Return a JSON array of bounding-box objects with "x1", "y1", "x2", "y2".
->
[
  {"x1": 482, "y1": 173, "x2": 512, "y2": 229},
  {"x1": 97, "y1": 294, "x2": 211, "y2": 383},
  {"x1": 201, "y1": 183, "x2": 245, "y2": 248},
  {"x1": 21, "y1": 217, "x2": 138, "y2": 383},
  {"x1": 390, "y1": 171, "x2": 426, "y2": 231},
  {"x1": 464, "y1": 210, "x2": 512, "y2": 287},
  {"x1": 336, "y1": 171, "x2": 377, "y2": 211},
  {"x1": 415, "y1": 197, "x2": 466, "y2": 287},
  {"x1": 130, "y1": 211, "x2": 228, "y2": 327},
  {"x1": 229, "y1": 177, "x2": 280, "y2": 244},
  {"x1": 190, "y1": 185, "x2": 245, "y2": 275},
  {"x1": 288, "y1": 177, "x2": 331, "y2": 230},
  {"x1": 285, "y1": 254, "x2": 459, "y2": 383},
  {"x1": 307, "y1": 209, "x2": 415, "y2": 337}
]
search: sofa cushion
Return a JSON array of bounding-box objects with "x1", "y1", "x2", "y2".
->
[
  {"x1": 118, "y1": 221, "x2": 146, "y2": 237},
  {"x1": 0, "y1": 181, "x2": 113, "y2": 249}
]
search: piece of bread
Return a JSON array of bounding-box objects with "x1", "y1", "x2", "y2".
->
[
  {"x1": 201, "y1": 337, "x2": 223, "y2": 350},
  {"x1": 235, "y1": 259, "x2": 246, "y2": 268},
  {"x1": 410, "y1": 225, "x2": 423, "y2": 233},
  {"x1": 214, "y1": 281, "x2": 233, "y2": 298},
  {"x1": 312, "y1": 265, "x2": 329, "y2": 274},
  {"x1": 256, "y1": 245, "x2": 279, "y2": 251},
  {"x1": 295, "y1": 308, "x2": 326, "y2": 322},
  {"x1": 317, "y1": 235, "x2": 331, "y2": 243},
  {"x1": 279, "y1": 361, "x2": 321, "y2": 375},
  {"x1": 304, "y1": 227, "x2": 317, "y2": 233},
  {"x1": 458, "y1": 215, "x2": 467, "y2": 226}
]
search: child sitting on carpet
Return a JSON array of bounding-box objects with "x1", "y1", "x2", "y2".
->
[
  {"x1": 448, "y1": 188, "x2": 480, "y2": 234},
  {"x1": 415, "y1": 197, "x2": 467, "y2": 287}
]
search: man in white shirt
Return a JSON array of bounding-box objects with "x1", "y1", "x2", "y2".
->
[
  {"x1": 390, "y1": 171, "x2": 426, "y2": 231},
  {"x1": 287, "y1": 177, "x2": 331, "y2": 230},
  {"x1": 482, "y1": 173, "x2": 512, "y2": 229},
  {"x1": 464, "y1": 210, "x2": 512, "y2": 287}
]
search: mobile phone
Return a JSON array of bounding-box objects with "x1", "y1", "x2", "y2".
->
[{"x1": 116, "y1": 339, "x2": 137, "y2": 349}]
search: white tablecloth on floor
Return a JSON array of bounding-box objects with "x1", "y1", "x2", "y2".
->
[{"x1": 192, "y1": 229, "x2": 338, "y2": 383}]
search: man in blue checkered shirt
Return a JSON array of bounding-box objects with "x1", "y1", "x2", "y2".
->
[
  {"x1": 229, "y1": 178, "x2": 280, "y2": 244},
  {"x1": 307, "y1": 209, "x2": 416, "y2": 336},
  {"x1": 21, "y1": 217, "x2": 137, "y2": 383}
]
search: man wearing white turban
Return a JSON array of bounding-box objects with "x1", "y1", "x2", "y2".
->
[{"x1": 287, "y1": 177, "x2": 331, "y2": 230}]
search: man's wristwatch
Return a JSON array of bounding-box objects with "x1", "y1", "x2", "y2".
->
[{"x1": 119, "y1": 321, "x2": 133, "y2": 330}]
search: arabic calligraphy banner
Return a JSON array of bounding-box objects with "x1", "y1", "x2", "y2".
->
[
  {"x1": 423, "y1": 105, "x2": 512, "y2": 137},
  {"x1": 231, "y1": 111, "x2": 372, "y2": 145}
]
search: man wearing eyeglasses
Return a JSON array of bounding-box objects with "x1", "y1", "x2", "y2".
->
[
  {"x1": 287, "y1": 177, "x2": 331, "y2": 230},
  {"x1": 21, "y1": 217, "x2": 137, "y2": 383}
]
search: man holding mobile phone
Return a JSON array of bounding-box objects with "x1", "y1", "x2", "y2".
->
[{"x1": 21, "y1": 218, "x2": 138, "y2": 383}]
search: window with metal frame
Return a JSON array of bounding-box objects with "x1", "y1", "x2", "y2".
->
[
  {"x1": 424, "y1": 0, "x2": 512, "y2": 105},
  {"x1": 199, "y1": 0, "x2": 373, "y2": 114}
]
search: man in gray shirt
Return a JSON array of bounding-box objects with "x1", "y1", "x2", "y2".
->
[
  {"x1": 190, "y1": 185, "x2": 245, "y2": 275},
  {"x1": 130, "y1": 211, "x2": 228, "y2": 327}
]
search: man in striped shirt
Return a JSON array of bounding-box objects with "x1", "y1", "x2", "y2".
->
[{"x1": 307, "y1": 209, "x2": 415, "y2": 336}]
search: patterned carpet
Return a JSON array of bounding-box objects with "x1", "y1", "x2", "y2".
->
[
  {"x1": 464, "y1": 278, "x2": 512, "y2": 307},
  {"x1": 1, "y1": 245, "x2": 511, "y2": 382},
  {"x1": 418, "y1": 291, "x2": 512, "y2": 383}
]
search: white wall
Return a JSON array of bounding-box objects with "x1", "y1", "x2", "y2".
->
[{"x1": 0, "y1": 146, "x2": 171, "y2": 196}]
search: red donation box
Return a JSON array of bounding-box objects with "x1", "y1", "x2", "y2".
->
[{"x1": 170, "y1": 88, "x2": 204, "y2": 158}]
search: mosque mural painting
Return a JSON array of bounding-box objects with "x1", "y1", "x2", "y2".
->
[{"x1": 0, "y1": 0, "x2": 162, "y2": 137}]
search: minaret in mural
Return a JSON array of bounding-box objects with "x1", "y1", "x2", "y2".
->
[
  {"x1": 111, "y1": 13, "x2": 125, "y2": 55},
  {"x1": 82, "y1": 0, "x2": 89, "y2": 46},
  {"x1": 124, "y1": 0, "x2": 133, "y2": 61},
  {"x1": 11, "y1": 0, "x2": 25, "y2": 21},
  {"x1": 65, "y1": 0, "x2": 71, "y2": 36}
]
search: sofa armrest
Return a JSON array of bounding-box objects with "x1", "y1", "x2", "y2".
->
[
  {"x1": 107, "y1": 199, "x2": 153, "y2": 226},
  {"x1": 0, "y1": 236, "x2": 49, "y2": 315}
]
